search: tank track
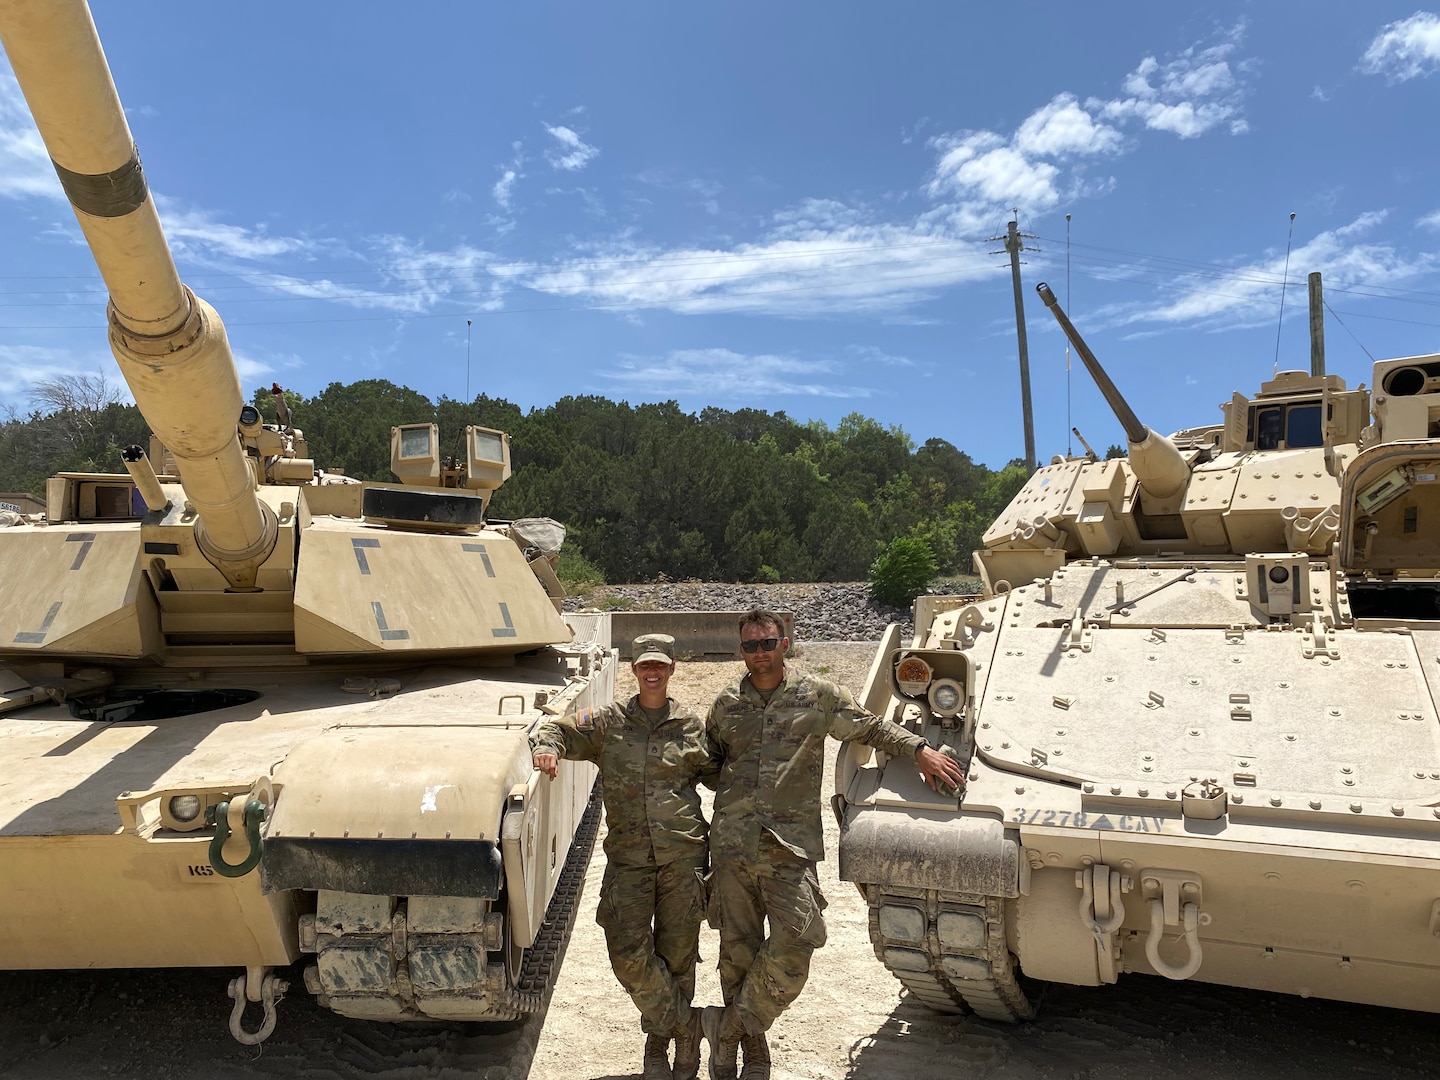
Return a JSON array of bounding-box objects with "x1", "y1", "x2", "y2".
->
[
  {"x1": 495, "y1": 780, "x2": 604, "y2": 1018},
  {"x1": 865, "y1": 886, "x2": 1034, "y2": 1022}
]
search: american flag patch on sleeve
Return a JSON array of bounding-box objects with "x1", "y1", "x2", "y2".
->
[{"x1": 575, "y1": 707, "x2": 594, "y2": 730}]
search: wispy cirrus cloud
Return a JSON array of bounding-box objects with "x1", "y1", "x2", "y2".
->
[
  {"x1": 1359, "y1": 11, "x2": 1440, "y2": 82},
  {"x1": 492, "y1": 169, "x2": 518, "y2": 209},
  {"x1": 544, "y1": 123, "x2": 598, "y2": 171},
  {"x1": 154, "y1": 197, "x2": 316, "y2": 261},
  {"x1": 1090, "y1": 212, "x2": 1436, "y2": 333},
  {"x1": 0, "y1": 343, "x2": 124, "y2": 402},
  {"x1": 513, "y1": 25, "x2": 1256, "y2": 317},
  {"x1": 0, "y1": 65, "x2": 59, "y2": 199},
  {"x1": 598, "y1": 347, "x2": 872, "y2": 400}
]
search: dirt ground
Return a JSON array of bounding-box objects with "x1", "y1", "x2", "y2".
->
[{"x1": 3, "y1": 644, "x2": 1439, "y2": 1079}]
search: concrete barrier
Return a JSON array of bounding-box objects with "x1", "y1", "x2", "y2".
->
[{"x1": 607, "y1": 610, "x2": 795, "y2": 660}]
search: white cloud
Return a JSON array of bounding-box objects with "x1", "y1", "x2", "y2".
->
[
  {"x1": 1013, "y1": 94, "x2": 1124, "y2": 157},
  {"x1": 901, "y1": 116, "x2": 931, "y2": 146},
  {"x1": 1360, "y1": 11, "x2": 1440, "y2": 81},
  {"x1": 154, "y1": 197, "x2": 314, "y2": 261},
  {"x1": 509, "y1": 27, "x2": 1256, "y2": 320},
  {"x1": 600, "y1": 348, "x2": 872, "y2": 400},
  {"x1": 232, "y1": 351, "x2": 275, "y2": 382},
  {"x1": 0, "y1": 344, "x2": 124, "y2": 402},
  {"x1": 544, "y1": 124, "x2": 599, "y2": 171},
  {"x1": 1095, "y1": 40, "x2": 1247, "y2": 139},
  {"x1": 0, "y1": 64, "x2": 63, "y2": 200},
  {"x1": 492, "y1": 169, "x2": 517, "y2": 209},
  {"x1": 1111, "y1": 212, "x2": 1434, "y2": 329},
  {"x1": 503, "y1": 29, "x2": 1257, "y2": 319},
  {"x1": 848, "y1": 344, "x2": 916, "y2": 368},
  {"x1": 1420, "y1": 209, "x2": 1440, "y2": 230}
]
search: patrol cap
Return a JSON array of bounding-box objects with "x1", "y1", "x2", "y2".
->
[{"x1": 632, "y1": 633, "x2": 676, "y2": 665}]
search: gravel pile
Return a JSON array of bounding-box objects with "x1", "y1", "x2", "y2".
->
[{"x1": 564, "y1": 581, "x2": 911, "y2": 641}]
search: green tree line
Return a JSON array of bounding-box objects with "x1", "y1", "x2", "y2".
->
[{"x1": 0, "y1": 377, "x2": 1027, "y2": 585}]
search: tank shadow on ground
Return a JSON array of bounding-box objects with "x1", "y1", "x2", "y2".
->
[
  {"x1": 0, "y1": 959, "x2": 551, "y2": 1080},
  {"x1": 844, "y1": 976, "x2": 1440, "y2": 1080}
]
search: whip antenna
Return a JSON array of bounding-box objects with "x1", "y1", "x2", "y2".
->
[
  {"x1": 1066, "y1": 213, "x2": 1072, "y2": 457},
  {"x1": 1273, "y1": 212, "x2": 1296, "y2": 375}
]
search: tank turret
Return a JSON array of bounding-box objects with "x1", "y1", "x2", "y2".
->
[
  {"x1": 0, "y1": 1, "x2": 614, "y2": 1044},
  {"x1": 973, "y1": 285, "x2": 1372, "y2": 593}
]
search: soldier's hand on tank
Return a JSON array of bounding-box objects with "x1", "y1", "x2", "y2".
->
[
  {"x1": 915, "y1": 744, "x2": 965, "y2": 794},
  {"x1": 533, "y1": 752, "x2": 559, "y2": 780}
]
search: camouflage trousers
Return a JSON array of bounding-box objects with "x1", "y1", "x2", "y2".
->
[
  {"x1": 595, "y1": 856, "x2": 707, "y2": 1036},
  {"x1": 711, "y1": 832, "x2": 828, "y2": 1034}
]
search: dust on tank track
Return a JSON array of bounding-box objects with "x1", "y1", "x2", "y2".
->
[{"x1": 866, "y1": 885, "x2": 1034, "y2": 1022}]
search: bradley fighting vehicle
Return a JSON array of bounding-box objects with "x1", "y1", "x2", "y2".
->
[
  {"x1": 836, "y1": 280, "x2": 1440, "y2": 1019},
  {"x1": 0, "y1": 1, "x2": 614, "y2": 1043}
]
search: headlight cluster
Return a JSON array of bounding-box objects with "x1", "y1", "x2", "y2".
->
[{"x1": 891, "y1": 652, "x2": 966, "y2": 719}]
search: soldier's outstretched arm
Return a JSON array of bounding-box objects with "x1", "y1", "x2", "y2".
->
[{"x1": 528, "y1": 706, "x2": 605, "y2": 780}]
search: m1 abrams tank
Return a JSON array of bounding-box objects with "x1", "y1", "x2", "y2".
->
[
  {"x1": 0, "y1": 1, "x2": 615, "y2": 1044},
  {"x1": 836, "y1": 279, "x2": 1440, "y2": 1020}
]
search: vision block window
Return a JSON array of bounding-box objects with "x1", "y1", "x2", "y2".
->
[
  {"x1": 472, "y1": 429, "x2": 505, "y2": 464},
  {"x1": 1285, "y1": 404, "x2": 1323, "y2": 448},
  {"x1": 1250, "y1": 401, "x2": 1323, "y2": 450},
  {"x1": 1256, "y1": 407, "x2": 1283, "y2": 450},
  {"x1": 399, "y1": 427, "x2": 434, "y2": 459}
]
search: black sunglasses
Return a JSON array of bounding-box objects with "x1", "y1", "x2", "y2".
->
[{"x1": 740, "y1": 637, "x2": 781, "y2": 654}]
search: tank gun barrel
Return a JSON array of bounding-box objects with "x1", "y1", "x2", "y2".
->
[
  {"x1": 0, "y1": 0, "x2": 275, "y2": 587},
  {"x1": 1035, "y1": 282, "x2": 1190, "y2": 499},
  {"x1": 1036, "y1": 282, "x2": 1146, "y2": 444}
]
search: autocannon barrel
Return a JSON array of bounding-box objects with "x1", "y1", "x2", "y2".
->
[
  {"x1": 1036, "y1": 282, "x2": 1190, "y2": 499},
  {"x1": 1036, "y1": 282, "x2": 1146, "y2": 444},
  {"x1": 0, "y1": 0, "x2": 276, "y2": 587}
]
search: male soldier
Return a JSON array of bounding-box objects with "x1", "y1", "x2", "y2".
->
[
  {"x1": 702, "y1": 610, "x2": 964, "y2": 1080},
  {"x1": 531, "y1": 633, "x2": 713, "y2": 1080}
]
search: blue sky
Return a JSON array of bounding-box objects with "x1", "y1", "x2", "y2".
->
[{"x1": 3, "y1": 3, "x2": 1440, "y2": 467}]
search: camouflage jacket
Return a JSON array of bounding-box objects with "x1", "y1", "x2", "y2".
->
[
  {"x1": 706, "y1": 669, "x2": 924, "y2": 863},
  {"x1": 530, "y1": 696, "x2": 716, "y2": 868}
]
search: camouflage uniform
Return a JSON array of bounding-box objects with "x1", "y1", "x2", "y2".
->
[
  {"x1": 530, "y1": 693, "x2": 716, "y2": 1037},
  {"x1": 706, "y1": 669, "x2": 924, "y2": 1033}
]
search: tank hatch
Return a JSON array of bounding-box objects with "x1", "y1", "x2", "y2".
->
[
  {"x1": 977, "y1": 624, "x2": 1440, "y2": 805},
  {"x1": 68, "y1": 687, "x2": 261, "y2": 724}
]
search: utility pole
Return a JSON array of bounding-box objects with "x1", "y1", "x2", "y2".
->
[
  {"x1": 1307, "y1": 272, "x2": 1325, "y2": 377},
  {"x1": 990, "y1": 217, "x2": 1038, "y2": 472}
]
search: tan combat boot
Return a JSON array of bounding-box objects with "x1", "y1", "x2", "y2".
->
[
  {"x1": 700, "y1": 1005, "x2": 742, "y2": 1080},
  {"x1": 672, "y1": 1007, "x2": 703, "y2": 1080},
  {"x1": 643, "y1": 1033, "x2": 672, "y2": 1080},
  {"x1": 739, "y1": 1031, "x2": 771, "y2": 1080}
]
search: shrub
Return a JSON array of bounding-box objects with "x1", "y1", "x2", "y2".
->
[
  {"x1": 868, "y1": 536, "x2": 938, "y2": 607},
  {"x1": 557, "y1": 547, "x2": 606, "y2": 591}
]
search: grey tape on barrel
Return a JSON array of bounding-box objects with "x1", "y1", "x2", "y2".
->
[{"x1": 52, "y1": 148, "x2": 149, "y2": 218}]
